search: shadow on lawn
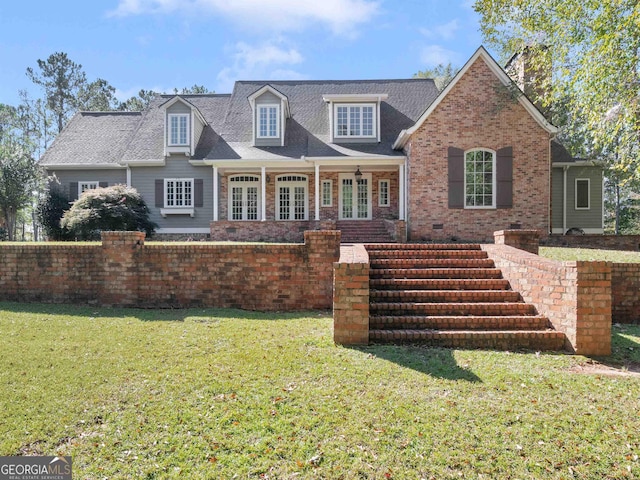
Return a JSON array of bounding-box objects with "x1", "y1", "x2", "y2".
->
[
  {"x1": 0, "y1": 301, "x2": 317, "y2": 323},
  {"x1": 592, "y1": 324, "x2": 640, "y2": 369},
  {"x1": 353, "y1": 345, "x2": 483, "y2": 382}
]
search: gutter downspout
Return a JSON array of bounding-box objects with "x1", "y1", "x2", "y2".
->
[{"x1": 563, "y1": 166, "x2": 568, "y2": 234}]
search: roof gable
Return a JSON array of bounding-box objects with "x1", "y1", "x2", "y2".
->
[
  {"x1": 393, "y1": 46, "x2": 558, "y2": 149},
  {"x1": 159, "y1": 95, "x2": 208, "y2": 126},
  {"x1": 247, "y1": 84, "x2": 290, "y2": 117}
]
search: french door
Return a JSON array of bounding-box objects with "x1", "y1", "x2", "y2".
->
[{"x1": 339, "y1": 173, "x2": 372, "y2": 220}]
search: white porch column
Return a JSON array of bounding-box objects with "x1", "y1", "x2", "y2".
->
[
  {"x1": 213, "y1": 166, "x2": 219, "y2": 222},
  {"x1": 261, "y1": 166, "x2": 267, "y2": 221},
  {"x1": 399, "y1": 163, "x2": 406, "y2": 221},
  {"x1": 314, "y1": 163, "x2": 320, "y2": 221}
]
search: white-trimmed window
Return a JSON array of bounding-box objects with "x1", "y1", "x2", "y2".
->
[
  {"x1": 378, "y1": 179, "x2": 390, "y2": 207},
  {"x1": 321, "y1": 180, "x2": 333, "y2": 207},
  {"x1": 168, "y1": 114, "x2": 189, "y2": 146},
  {"x1": 334, "y1": 104, "x2": 376, "y2": 138},
  {"x1": 276, "y1": 175, "x2": 308, "y2": 220},
  {"x1": 258, "y1": 104, "x2": 280, "y2": 138},
  {"x1": 165, "y1": 178, "x2": 193, "y2": 207},
  {"x1": 229, "y1": 175, "x2": 260, "y2": 221},
  {"x1": 465, "y1": 149, "x2": 496, "y2": 208},
  {"x1": 575, "y1": 178, "x2": 590, "y2": 210},
  {"x1": 79, "y1": 181, "x2": 99, "y2": 197}
]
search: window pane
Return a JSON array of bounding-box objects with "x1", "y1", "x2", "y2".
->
[
  {"x1": 576, "y1": 180, "x2": 589, "y2": 208},
  {"x1": 294, "y1": 186, "x2": 305, "y2": 220},
  {"x1": 247, "y1": 187, "x2": 258, "y2": 220},
  {"x1": 269, "y1": 107, "x2": 277, "y2": 137},
  {"x1": 337, "y1": 107, "x2": 348, "y2": 136},
  {"x1": 362, "y1": 106, "x2": 373, "y2": 136},
  {"x1": 179, "y1": 116, "x2": 187, "y2": 144},
  {"x1": 279, "y1": 187, "x2": 290, "y2": 220},
  {"x1": 259, "y1": 108, "x2": 267, "y2": 137},
  {"x1": 349, "y1": 107, "x2": 361, "y2": 136},
  {"x1": 322, "y1": 181, "x2": 331, "y2": 206},
  {"x1": 465, "y1": 150, "x2": 494, "y2": 207},
  {"x1": 170, "y1": 116, "x2": 178, "y2": 145}
]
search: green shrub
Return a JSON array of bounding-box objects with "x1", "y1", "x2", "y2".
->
[
  {"x1": 36, "y1": 188, "x2": 74, "y2": 241},
  {"x1": 61, "y1": 184, "x2": 156, "y2": 240}
]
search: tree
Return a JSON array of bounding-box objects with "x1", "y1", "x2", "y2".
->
[
  {"x1": 26, "y1": 52, "x2": 87, "y2": 133},
  {"x1": 175, "y1": 84, "x2": 212, "y2": 95},
  {"x1": 0, "y1": 142, "x2": 40, "y2": 241},
  {"x1": 413, "y1": 63, "x2": 459, "y2": 92},
  {"x1": 36, "y1": 186, "x2": 74, "y2": 241},
  {"x1": 474, "y1": 0, "x2": 640, "y2": 232},
  {"x1": 118, "y1": 89, "x2": 159, "y2": 111},
  {"x1": 61, "y1": 184, "x2": 156, "y2": 240},
  {"x1": 77, "y1": 78, "x2": 119, "y2": 111}
]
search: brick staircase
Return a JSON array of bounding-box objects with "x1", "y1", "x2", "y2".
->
[
  {"x1": 367, "y1": 244, "x2": 566, "y2": 350},
  {"x1": 337, "y1": 220, "x2": 395, "y2": 243}
]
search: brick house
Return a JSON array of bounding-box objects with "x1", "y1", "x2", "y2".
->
[{"x1": 39, "y1": 46, "x2": 601, "y2": 242}]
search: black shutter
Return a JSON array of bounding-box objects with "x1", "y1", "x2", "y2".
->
[
  {"x1": 155, "y1": 179, "x2": 164, "y2": 207},
  {"x1": 99, "y1": 181, "x2": 108, "y2": 188},
  {"x1": 448, "y1": 147, "x2": 464, "y2": 209},
  {"x1": 496, "y1": 147, "x2": 513, "y2": 209},
  {"x1": 194, "y1": 179, "x2": 204, "y2": 208},
  {"x1": 69, "y1": 182, "x2": 78, "y2": 201}
]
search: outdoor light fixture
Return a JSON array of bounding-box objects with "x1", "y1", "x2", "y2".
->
[{"x1": 354, "y1": 166, "x2": 362, "y2": 181}]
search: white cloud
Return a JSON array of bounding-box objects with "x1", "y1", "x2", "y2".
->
[
  {"x1": 216, "y1": 41, "x2": 307, "y2": 92},
  {"x1": 108, "y1": 0, "x2": 380, "y2": 35},
  {"x1": 420, "y1": 19, "x2": 460, "y2": 41},
  {"x1": 420, "y1": 45, "x2": 461, "y2": 66}
]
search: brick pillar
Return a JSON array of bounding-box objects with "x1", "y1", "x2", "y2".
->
[
  {"x1": 574, "y1": 261, "x2": 612, "y2": 355},
  {"x1": 494, "y1": 229, "x2": 540, "y2": 254},
  {"x1": 100, "y1": 231, "x2": 145, "y2": 306},
  {"x1": 333, "y1": 244, "x2": 369, "y2": 345},
  {"x1": 304, "y1": 230, "x2": 341, "y2": 309}
]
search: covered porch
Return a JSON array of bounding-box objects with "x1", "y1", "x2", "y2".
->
[{"x1": 204, "y1": 157, "x2": 408, "y2": 242}]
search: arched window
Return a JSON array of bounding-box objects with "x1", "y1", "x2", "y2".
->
[
  {"x1": 228, "y1": 175, "x2": 260, "y2": 220},
  {"x1": 276, "y1": 175, "x2": 308, "y2": 220},
  {"x1": 465, "y1": 149, "x2": 496, "y2": 208}
]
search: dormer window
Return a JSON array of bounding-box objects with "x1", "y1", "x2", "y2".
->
[
  {"x1": 322, "y1": 93, "x2": 387, "y2": 143},
  {"x1": 169, "y1": 114, "x2": 189, "y2": 146},
  {"x1": 335, "y1": 104, "x2": 375, "y2": 138},
  {"x1": 258, "y1": 105, "x2": 280, "y2": 138}
]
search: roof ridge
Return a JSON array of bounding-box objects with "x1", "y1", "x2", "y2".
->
[
  {"x1": 234, "y1": 78, "x2": 434, "y2": 84},
  {"x1": 79, "y1": 110, "x2": 142, "y2": 115}
]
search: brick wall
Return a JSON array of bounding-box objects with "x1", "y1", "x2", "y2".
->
[
  {"x1": 333, "y1": 244, "x2": 369, "y2": 345},
  {"x1": 542, "y1": 234, "x2": 640, "y2": 251},
  {"x1": 0, "y1": 231, "x2": 341, "y2": 310},
  {"x1": 210, "y1": 220, "x2": 336, "y2": 242},
  {"x1": 611, "y1": 263, "x2": 640, "y2": 324},
  {"x1": 494, "y1": 229, "x2": 540, "y2": 254},
  {"x1": 406, "y1": 55, "x2": 550, "y2": 242},
  {"x1": 483, "y1": 244, "x2": 611, "y2": 355}
]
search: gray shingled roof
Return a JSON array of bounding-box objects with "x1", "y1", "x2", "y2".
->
[
  {"x1": 41, "y1": 79, "x2": 439, "y2": 166},
  {"x1": 39, "y1": 111, "x2": 142, "y2": 166},
  {"x1": 551, "y1": 140, "x2": 586, "y2": 164}
]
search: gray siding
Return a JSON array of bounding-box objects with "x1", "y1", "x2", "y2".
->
[
  {"x1": 131, "y1": 159, "x2": 213, "y2": 230},
  {"x1": 194, "y1": 114, "x2": 205, "y2": 149},
  {"x1": 551, "y1": 165, "x2": 603, "y2": 232},
  {"x1": 47, "y1": 169, "x2": 127, "y2": 200},
  {"x1": 254, "y1": 92, "x2": 282, "y2": 147}
]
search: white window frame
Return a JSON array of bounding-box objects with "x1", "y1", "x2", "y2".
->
[
  {"x1": 321, "y1": 179, "x2": 333, "y2": 207},
  {"x1": 78, "y1": 181, "x2": 99, "y2": 197},
  {"x1": 257, "y1": 104, "x2": 280, "y2": 138},
  {"x1": 275, "y1": 175, "x2": 308, "y2": 221},
  {"x1": 168, "y1": 113, "x2": 189, "y2": 146},
  {"x1": 228, "y1": 175, "x2": 261, "y2": 221},
  {"x1": 575, "y1": 178, "x2": 591, "y2": 210},
  {"x1": 378, "y1": 179, "x2": 390, "y2": 207},
  {"x1": 464, "y1": 148, "x2": 496, "y2": 209},
  {"x1": 164, "y1": 178, "x2": 194, "y2": 208},
  {"x1": 333, "y1": 103, "x2": 376, "y2": 139}
]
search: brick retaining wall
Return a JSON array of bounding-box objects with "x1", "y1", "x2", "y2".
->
[
  {"x1": 210, "y1": 220, "x2": 336, "y2": 242},
  {"x1": 611, "y1": 263, "x2": 640, "y2": 324},
  {"x1": 333, "y1": 245, "x2": 370, "y2": 345},
  {"x1": 542, "y1": 234, "x2": 640, "y2": 251},
  {"x1": 0, "y1": 231, "x2": 341, "y2": 310},
  {"x1": 483, "y1": 244, "x2": 611, "y2": 355}
]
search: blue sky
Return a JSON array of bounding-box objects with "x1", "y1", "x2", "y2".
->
[{"x1": 0, "y1": 0, "x2": 493, "y2": 107}]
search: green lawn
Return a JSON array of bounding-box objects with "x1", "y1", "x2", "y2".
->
[
  {"x1": 540, "y1": 246, "x2": 640, "y2": 263},
  {"x1": 1, "y1": 303, "x2": 639, "y2": 479}
]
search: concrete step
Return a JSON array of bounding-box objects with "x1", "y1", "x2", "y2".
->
[
  {"x1": 369, "y1": 315, "x2": 550, "y2": 331},
  {"x1": 370, "y1": 302, "x2": 537, "y2": 316},
  {"x1": 369, "y1": 290, "x2": 522, "y2": 303},
  {"x1": 370, "y1": 258, "x2": 496, "y2": 269},
  {"x1": 370, "y1": 268, "x2": 504, "y2": 280},
  {"x1": 370, "y1": 278, "x2": 510, "y2": 290},
  {"x1": 369, "y1": 329, "x2": 566, "y2": 351},
  {"x1": 367, "y1": 249, "x2": 488, "y2": 260}
]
